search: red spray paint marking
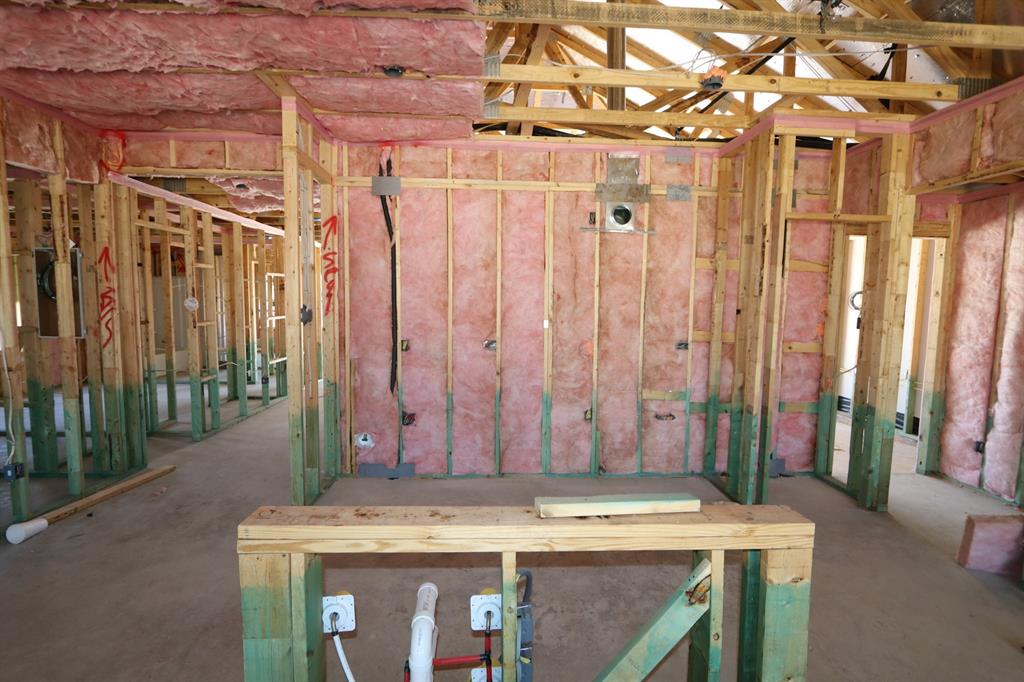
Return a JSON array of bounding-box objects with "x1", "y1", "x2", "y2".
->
[
  {"x1": 321, "y1": 215, "x2": 340, "y2": 317},
  {"x1": 97, "y1": 246, "x2": 118, "y2": 348}
]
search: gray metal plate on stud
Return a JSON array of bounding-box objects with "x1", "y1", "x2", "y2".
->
[
  {"x1": 371, "y1": 175, "x2": 402, "y2": 196},
  {"x1": 606, "y1": 155, "x2": 640, "y2": 184},
  {"x1": 596, "y1": 183, "x2": 651, "y2": 203},
  {"x1": 666, "y1": 184, "x2": 693, "y2": 202}
]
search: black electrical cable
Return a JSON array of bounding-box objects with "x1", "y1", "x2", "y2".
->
[{"x1": 378, "y1": 158, "x2": 399, "y2": 395}]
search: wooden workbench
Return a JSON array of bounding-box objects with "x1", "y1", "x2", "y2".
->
[{"x1": 237, "y1": 503, "x2": 814, "y2": 682}]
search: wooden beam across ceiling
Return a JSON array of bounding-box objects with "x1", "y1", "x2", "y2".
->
[
  {"x1": 485, "y1": 104, "x2": 747, "y2": 130},
  {"x1": 491, "y1": 65, "x2": 958, "y2": 102},
  {"x1": 293, "y1": 0, "x2": 1024, "y2": 51}
]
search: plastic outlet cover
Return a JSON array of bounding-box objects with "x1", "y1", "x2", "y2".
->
[
  {"x1": 322, "y1": 594, "x2": 356, "y2": 634},
  {"x1": 470, "y1": 594, "x2": 502, "y2": 631}
]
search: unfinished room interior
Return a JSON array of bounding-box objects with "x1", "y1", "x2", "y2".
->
[{"x1": 2, "y1": 0, "x2": 1024, "y2": 680}]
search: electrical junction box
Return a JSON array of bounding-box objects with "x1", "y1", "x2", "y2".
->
[{"x1": 322, "y1": 594, "x2": 356, "y2": 634}]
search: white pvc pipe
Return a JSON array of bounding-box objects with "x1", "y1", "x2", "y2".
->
[
  {"x1": 332, "y1": 633, "x2": 357, "y2": 682},
  {"x1": 5, "y1": 517, "x2": 48, "y2": 544},
  {"x1": 408, "y1": 582, "x2": 438, "y2": 682}
]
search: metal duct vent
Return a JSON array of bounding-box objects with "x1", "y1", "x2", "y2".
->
[
  {"x1": 161, "y1": 178, "x2": 186, "y2": 193},
  {"x1": 957, "y1": 77, "x2": 1000, "y2": 99}
]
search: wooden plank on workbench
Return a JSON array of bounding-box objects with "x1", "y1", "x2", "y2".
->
[{"x1": 535, "y1": 493, "x2": 701, "y2": 518}]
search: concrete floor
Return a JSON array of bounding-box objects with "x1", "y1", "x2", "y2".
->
[
  {"x1": 1, "y1": 400, "x2": 1023, "y2": 681},
  {"x1": 0, "y1": 372, "x2": 284, "y2": 525}
]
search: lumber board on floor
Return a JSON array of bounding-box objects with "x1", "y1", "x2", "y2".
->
[
  {"x1": 43, "y1": 465, "x2": 177, "y2": 525},
  {"x1": 535, "y1": 493, "x2": 700, "y2": 518}
]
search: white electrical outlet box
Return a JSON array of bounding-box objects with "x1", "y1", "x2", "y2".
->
[
  {"x1": 471, "y1": 667, "x2": 502, "y2": 682},
  {"x1": 470, "y1": 594, "x2": 502, "y2": 631},
  {"x1": 322, "y1": 594, "x2": 356, "y2": 634}
]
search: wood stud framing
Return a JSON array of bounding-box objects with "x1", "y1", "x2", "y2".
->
[{"x1": 237, "y1": 504, "x2": 814, "y2": 682}]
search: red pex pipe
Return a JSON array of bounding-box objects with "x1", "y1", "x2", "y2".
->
[{"x1": 433, "y1": 654, "x2": 485, "y2": 668}]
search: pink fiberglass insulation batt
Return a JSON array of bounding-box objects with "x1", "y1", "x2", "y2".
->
[
  {"x1": 72, "y1": 111, "x2": 282, "y2": 135},
  {"x1": 291, "y1": 77, "x2": 483, "y2": 118},
  {"x1": 549, "y1": 155, "x2": 596, "y2": 473},
  {"x1": 597, "y1": 158, "x2": 647, "y2": 474},
  {"x1": 397, "y1": 147, "x2": 448, "y2": 474},
  {"x1": 8, "y1": 0, "x2": 476, "y2": 14},
  {"x1": 398, "y1": 186, "x2": 448, "y2": 473},
  {"x1": 348, "y1": 163, "x2": 399, "y2": 466},
  {"x1": 842, "y1": 144, "x2": 879, "y2": 214},
  {"x1": 913, "y1": 109, "x2": 975, "y2": 187},
  {"x1": 4, "y1": 98, "x2": 57, "y2": 173},
  {"x1": 985, "y1": 94, "x2": 1024, "y2": 168},
  {"x1": 208, "y1": 178, "x2": 287, "y2": 214},
  {"x1": 0, "y1": 9, "x2": 484, "y2": 76},
  {"x1": 940, "y1": 196, "x2": 1008, "y2": 486},
  {"x1": 982, "y1": 200, "x2": 1024, "y2": 499},
  {"x1": 641, "y1": 159, "x2": 694, "y2": 473},
  {"x1": 320, "y1": 116, "x2": 472, "y2": 142},
  {"x1": 62, "y1": 124, "x2": 101, "y2": 183},
  {"x1": 956, "y1": 515, "x2": 1024, "y2": 577},
  {"x1": 0, "y1": 71, "x2": 279, "y2": 115},
  {"x1": 500, "y1": 187, "x2": 546, "y2": 473},
  {"x1": 451, "y1": 186, "x2": 498, "y2": 474}
]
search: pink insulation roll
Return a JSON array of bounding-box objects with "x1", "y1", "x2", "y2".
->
[
  {"x1": 348, "y1": 179, "x2": 400, "y2": 467},
  {"x1": 398, "y1": 183, "x2": 448, "y2": 474},
  {"x1": 208, "y1": 177, "x2": 286, "y2": 214},
  {"x1": 549, "y1": 156, "x2": 596, "y2": 472},
  {"x1": 499, "y1": 168, "x2": 545, "y2": 472},
  {"x1": 321, "y1": 116, "x2": 473, "y2": 143},
  {"x1": 940, "y1": 196, "x2": 1008, "y2": 486},
  {"x1": 641, "y1": 159, "x2": 693, "y2": 472},
  {"x1": 985, "y1": 94, "x2": 1024, "y2": 168},
  {"x1": 452, "y1": 148, "x2": 497, "y2": 180},
  {"x1": 61, "y1": 123, "x2": 101, "y2": 183},
  {"x1": 451, "y1": 187, "x2": 498, "y2": 474},
  {"x1": 912, "y1": 109, "x2": 975, "y2": 187},
  {"x1": 3, "y1": 97, "x2": 57, "y2": 173},
  {"x1": 775, "y1": 412, "x2": 816, "y2": 471},
  {"x1": 642, "y1": 401, "x2": 686, "y2": 472},
  {"x1": 687, "y1": 414, "x2": 706, "y2": 473},
  {"x1": 175, "y1": 140, "x2": 226, "y2": 168},
  {"x1": 225, "y1": 141, "x2": 279, "y2": 171},
  {"x1": 981, "y1": 198, "x2": 1024, "y2": 499},
  {"x1": 292, "y1": 77, "x2": 483, "y2": 118},
  {"x1": 7, "y1": 0, "x2": 477, "y2": 14},
  {"x1": 596, "y1": 157, "x2": 646, "y2": 474},
  {"x1": 0, "y1": 70, "x2": 279, "y2": 116},
  {"x1": 843, "y1": 144, "x2": 878, "y2": 215},
  {"x1": 956, "y1": 514, "x2": 1024, "y2": 577},
  {"x1": 0, "y1": 8, "x2": 485, "y2": 76}
]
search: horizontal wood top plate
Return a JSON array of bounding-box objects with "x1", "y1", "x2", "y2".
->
[{"x1": 237, "y1": 503, "x2": 814, "y2": 554}]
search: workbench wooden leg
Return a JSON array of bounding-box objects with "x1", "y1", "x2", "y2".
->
[
  {"x1": 240, "y1": 553, "x2": 294, "y2": 682},
  {"x1": 737, "y1": 550, "x2": 761, "y2": 681},
  {"x1": 501, "y1": 551, "x2": 518, "y2": 682},
  {"x1": 240, "y1": 553, "x2": 325, "y2": 682},
  {"x1": 755, "y1": 548, "x2": 813, "y2": 682},
  {"x1": 289, "y1": 553, "x2": 325, "y2": 682},
  {"x1": 687, "y1": 550, "x2": 724, "y2": 682}
]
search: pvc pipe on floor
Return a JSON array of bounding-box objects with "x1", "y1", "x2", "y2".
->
[
  {"x1": 409, "y1": 582, "x2": 438, "y2": 682},
  {"x1": 5, "y1": 517, "x2": 48, "y2": 544}
]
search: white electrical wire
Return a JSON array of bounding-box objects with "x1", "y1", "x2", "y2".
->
[
  {"x1": 0, "y1": 301, "x2": 18, "y2": 467},
  {"x1": 331, "y1": 633, "x2": 357, "y2": 682}
]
